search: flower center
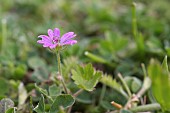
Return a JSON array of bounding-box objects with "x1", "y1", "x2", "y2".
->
[{"x1": 52, "y1": 36, "x2": 60, "y2": 45}]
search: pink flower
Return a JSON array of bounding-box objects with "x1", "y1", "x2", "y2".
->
[{"x1": 37, "y1": 28, "x2": 77, "y2": 49}]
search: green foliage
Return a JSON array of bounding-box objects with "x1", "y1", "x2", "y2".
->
[
  {"x1": 100, "y1": 75, "x2": 128, "y2": 98},
  {"x1": 34, "y1": 95, "x2": 45, "y2": 113},
  {"x1": 49, "y1": 84, "x2": 61, "y2": 99},
  {"x1": 28, "y1": 57, "x2": 46, "y2": 69},
  {"x1": 62, "y1": 56, "x2": 79, "y2": 81},
  {"x1": 31, "y1": 67, "x2": 49, "y2": 83},
  {"x1": 0, "y1": 78, "x2": 10, "y2": 96},
  {"x1": 76, "y1": 91, "x2": 92, "y2": 104},
  {"x1": 1, "y1": 0, "x2": 170, "y2": 112},
  {"x1": 35, "y1": 84, "x2": 53, "y2": 102},
  {"x1": 13, "y1": 64, "x2": 27, "y2": 80},
  {"x1": 49, "y1": 94, "x2": 75, "y2": 113},
  {"x1": 67, "y1": 83, "x2": 92, "y2": 104},
  {"x1": 85, "y1": 51, "x2": 108, "y2": 64},
  {"x1": 124, "y1": 76, "x2": 142, "y2": 93},
  {"x1": 72, "y1": 63, "x2": 102, "y2": 91},
  {"x1": 98, "y1": 31, "x2": 129, "y2": 61},
  {"x1": 5, "y1": 107, "x2": 16, "y2": 113},
  {"x1": 148, "y1": 57, "x2": 170, "y2": 111}
]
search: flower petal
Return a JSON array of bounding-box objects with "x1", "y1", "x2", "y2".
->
[
  {"x1": 38, "y1": 35, "x2": 53, "y2": 43},
  {"x1": 37, "y1": 40, "x2": 45, "y2": 44},
  {"x1": 48, "y1": 29, "x2": 53, "y2": 39},
  {"x1": 53, "y1": 28, "x2": 60, "y2": 38},
  {"x1": 61, "y1": 40, "x2": 77, "y2": 46},
  {"x1": 49, "y1": 43, "x2": 58, "y2": 49},
  {"x1": 38, "y1": 35, "x2": 49, "y2": 39},
  {"x1": 60, "y1": 32, "x2": 75, "y2": 43}
]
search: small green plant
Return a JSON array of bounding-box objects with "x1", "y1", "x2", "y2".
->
[{"x1": 33, "y1": 28, "x2": 102, "y2": 113}]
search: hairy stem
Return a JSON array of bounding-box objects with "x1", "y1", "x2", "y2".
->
[
  {"x1": 130, "y1": 103, "x2": 161, "y2": 112},
  {"x1": 57, "y1": 51, "x2": 68, "y2": 94},
  {"x1": 73, "y1": 89, "x2": 83, "y2": 97}
]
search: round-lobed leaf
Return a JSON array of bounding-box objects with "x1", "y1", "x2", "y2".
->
[{"x1": 49, "y1": 94, "x2": 75, "y2": 113}]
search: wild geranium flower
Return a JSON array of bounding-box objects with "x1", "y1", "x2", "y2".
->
[{"x1": 37, "y1": 28, "x2": 77, "y2": 49}]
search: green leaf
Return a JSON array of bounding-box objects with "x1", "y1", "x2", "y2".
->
[
  {"x1": 148, "y1": 58, "x2": 170, "y2": 111},
  {"x1": 131, "y1": 77, "x2": 142, "y2": 93},
  {"x1": 100, "y1": 101, "x2": 115, "y2": 110},
  {"x1": 76, "y1": 91, "x2": 92, "y2": 104},
  {"x1": 34, "y1": 94, "x2": 45, "y2": 113},
  {"x1": 49, "y1": 84, "x2": 61, "y2": 98},
  {"x1": 35, "y1": 84, "x2": 53, "y2": 102},
  {"x1": 49, "y1": 94, "x2": 75, "y2": 113},
  {"x1": 71, "y1": 63, "x2": 102, "y2": 91},
  {"x1": 5, "y1": 107, "x2": 16, "y2": 113},
  {"x1": 28, "y1": 57, "x2": 46, "y2": 69},
  {"x1": 146, "y1": 38, "x2": 164, "y2": 54},
  {"x1": 100, "y1": 89, "x2": 127, "y2": 111},
  {"x1": 13, "y1": 64, "x2": 27, "y2": 80},
  {"x1": 31, "y1": 67, "x2": 49, "y2": 83},
  {"x1": 100, "y1": 75, "x2": 128, "y2": 98},
  {"x1": 84, "y1": 51, "x2": 108, "y2": 64},
  {"x1": 0, "y1": 78, "x2": 10, "y2": 96},
  {"x1": 62, "y1": 57, "x2": 78, "y2": 81},
  {"x1": 162, "y1": 55, "x2": 169, "y2": 75}
]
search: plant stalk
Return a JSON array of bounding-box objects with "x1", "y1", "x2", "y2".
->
[
  {"x1": 99, "y1": 84, "x2": 106, "y2": 104},
  {"x1": 1, "y1": 19, "x2": 7, "y2": 53},
  {"x1": 132, "y1": 2, "x2": 137, "y2": 40},
  {"x1": 118, "y1": 73, "x2": 132, "y2": 97},
  {"x1": 130, "y1": 103, "x2": 161, "y2": 112},
  {"x1": 57, "y1": 50, "x2": 68, "y2": 94},
  {"x1": 73, "y1": 89, "x2": 83, "y2": 97}
]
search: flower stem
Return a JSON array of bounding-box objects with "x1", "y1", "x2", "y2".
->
[
  {"x1": 73, "y1": 89, "x2": 83, "y2": 97},
  {"x1": 57, "y1": 50, "x2": 68, "y2": 94}
]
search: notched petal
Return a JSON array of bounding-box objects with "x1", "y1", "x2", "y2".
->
[
  {"x1": 53, "y1": 28, "x2": 60, "y2": 38},
  {"x1": 62, "y1": 40, "x2": 77, "y2": 46},
  {"x1": 48, "y1": 29, "x2": 54, "y2": 38}
]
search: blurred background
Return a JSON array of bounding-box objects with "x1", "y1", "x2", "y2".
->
[{"x1": 0, "y1": 0, "x2": 170, "y2": 112}]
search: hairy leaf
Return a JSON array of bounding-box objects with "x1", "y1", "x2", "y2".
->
[
  {"x1": 72, "y1": 63, "x2": 102, "y2": 91},
  {"x1": 49, "y1": 94, "x2": 75, "y2": 113},
  {"x1": 100, "y1": 75, "x2": 128, "y2": 98}
]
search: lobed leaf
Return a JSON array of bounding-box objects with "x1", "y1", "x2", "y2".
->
[
  {"x1": 49, "y1": 94, "x2": 75, "y2": 113},
  {"x1": 71, "y1": 63, "x2": 102, "y2": 91}
]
